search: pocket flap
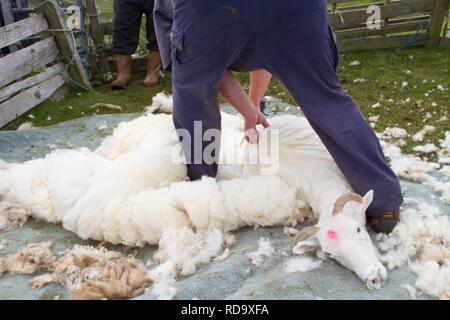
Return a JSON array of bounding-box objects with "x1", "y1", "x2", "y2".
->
[{"x1": 170, "y1": 26, "x2": 184, "y2": 50}]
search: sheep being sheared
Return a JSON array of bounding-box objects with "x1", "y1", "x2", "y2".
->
[
  {"x1": 293, "y1": 191, "x2": 388, "y2": 289},
  {"x1": 0, "y1": 96, "x2": 386, "y2": 287}
]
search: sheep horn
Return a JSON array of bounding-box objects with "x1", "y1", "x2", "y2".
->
[
  {"x1": 332, "y1": 193, "x2": 363, "y2": 216},
  {"x1": 294, "y1": 225, "x2": 319, "y2": 245}
]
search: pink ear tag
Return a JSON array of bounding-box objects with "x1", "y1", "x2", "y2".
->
[{"x1": 327, "y1": 229, "x2": 338, "y2": 240}]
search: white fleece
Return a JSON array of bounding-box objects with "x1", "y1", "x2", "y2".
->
[{"x1": 1, "y1": 110, "x2": 355, "y2": 245}]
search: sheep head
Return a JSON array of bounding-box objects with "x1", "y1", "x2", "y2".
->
[{"x1": 293, "y1": 190, "x2": 388, "y2": 289}]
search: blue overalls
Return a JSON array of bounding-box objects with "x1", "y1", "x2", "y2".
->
[{"x1": 155, "y1": 0, "x2": 404, "y2": 217}]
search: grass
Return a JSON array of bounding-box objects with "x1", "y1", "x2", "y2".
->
[
  {"x1": 2, "y1": 1, "x2": 449, "y2": 159},
  {"x1": 4, "y1": 47, "x2": 449, "y2": 160},
  {"x1": 2, "y1": 72, "x2": 172, "y2": 128},
  {"x1": 242, "y1": 47, "x2": 449, "y2": 157},
  {"x1": 335, "y1": 48, "x2": 449, "y2": 156}
]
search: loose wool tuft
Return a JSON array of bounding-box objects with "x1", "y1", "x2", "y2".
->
[
  {"x1": 378, "y1": 202, "x2": 450, "y2": 299},
  {"x1": 148, "y1": 261, "x2": 178, "y2": 300},
  {"x1": 284, "y1": 256, "x2": 322, "y2": 273},
  {"x1": 247, "y1": 237, "x2": 276, "y2": 266},
  {"x1": 0, "y1": 242, "x2": 54, "y2": 275},
  {"x1": 29, "y1": 244, "x2": 151, "y2": 300},
  {"x1": 154, "y1": 227, "x2": 226, "y2": 276},
  {"x1": 144, "y1": 92, "x2": 174, "y2": 114},
  {"x1": 381, "y1": 140, "x2": 450, "y2": 204}
]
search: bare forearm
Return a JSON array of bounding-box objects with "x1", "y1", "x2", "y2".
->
[
  {"x1": 219, "y1": 70, "x2": 255, "y2": 119},
  {"x1": 249, "y1": 70, "x2": 272, "y2": 107},
  {"x1": 218, "y1": 70, "x2": 269, "y2": 143}
]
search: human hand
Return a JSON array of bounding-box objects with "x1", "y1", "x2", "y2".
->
[{"x1": 243, "y1": 109, "x2": 270, "y2": 144}]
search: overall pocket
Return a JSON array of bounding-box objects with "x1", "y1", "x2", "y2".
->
[
  {"x1": 170, "y1": 21, "x2": 214, "y2": 66},
  {"x1": 170, "y1": 25, "x2": 185, "y2": 65},
  {"x1": 328, "y1": 23, "x2": 339, "y2": 71}
]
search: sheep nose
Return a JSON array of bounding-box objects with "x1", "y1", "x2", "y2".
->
[{"x1": 365, "y1": 264, "x2": 388, "y2": 290}]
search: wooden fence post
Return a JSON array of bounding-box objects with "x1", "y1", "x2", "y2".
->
[
  {"x1": 426, "y1": 0, "x2": 450, "y2": 47},
  {"x1": 331, "y1": 2, "x2": 337, "y2": 13},
  {"x1": 31, "y1": 0, "x2": 91, "y2": 89},
  {"x1": 0, "y1": 0, "x2": 19, "y2": 52},
  {"x1": 384, "y1": 0, "x2": 391, "y2": 34},
  {"x1": 85, "y1": 0, "x2": 112, "y2": 82}
]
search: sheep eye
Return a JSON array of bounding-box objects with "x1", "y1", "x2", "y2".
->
[{"x1": 357, "y1": 227, "x2": 361, "y2": 233}]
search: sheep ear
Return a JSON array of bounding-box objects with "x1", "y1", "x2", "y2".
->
[
  {"x1": 352, "y1": 190, "x2": 373, "y2": 226},
  {"x1": 362, "y1": 190, "x2": 374, "y2": 213},
  {"x1": 293, "y1": 226, "x2": 320, "y2": 255}
]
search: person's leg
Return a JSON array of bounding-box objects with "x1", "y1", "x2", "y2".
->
[
  {"x1": 153, "y1": 0, "x2": 174, "y2": 71},
  {"x1": 249, "y1": 69, "x2": 272, "y2": 108},
  {"x1": 111, "y1": 54, "x2": 133, "y2": 89},
  {"x1": 143, "y1": 0, "x2": 161, "y2": 86},
  {"x1": 171, "y1": 0, "x2": 250, "y2": 180},
  {"x1": 260, "y1": 0, "x2": 403, "y2": 218},
  {"x1": 111, "y1": 0, "x2": 143, "y2": 89}
]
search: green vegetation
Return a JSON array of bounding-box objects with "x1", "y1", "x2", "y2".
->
[
  {"x1": 5, "y1": 47, "x2": 449, "y2": 159},
  {"x1": 2, "y1": 1, "x2": 448, "y2": 159}
]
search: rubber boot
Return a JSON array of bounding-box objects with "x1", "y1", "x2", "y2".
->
[
  {"x1": 111, "y1": 54, "x2": 133, "y2": 90},
  {"x1": 143, "y1": 51, "x2": 161, "y2": 87}
]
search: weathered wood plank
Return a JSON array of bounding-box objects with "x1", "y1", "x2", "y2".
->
[
  {"x1": 329, "y1": 0, "x2": 435, "y2": 31},
  {"x1": 109, "y1": 55, "x2": 148, "y2": 73},
  {"x1": 86, "y1": 0, "x2": 111, "y2": 81},
  {"x1": 96, "y1": 1, "x2": 437, "y2": 36},
  {"x1": 328, "y1": 0, "x2": 352, "y2": 4},
  {"x1": 333, "y1": 1, "x2": 384, "y2": 12},
  {"x1": 48, "y1": 84, "x2": 69, "y2": 102},
  {"x1": 0, "y1": 63, "x2": 65, "y2": 102},
  {"x1": 336, "y1": 19, "x2": 429, "y2": 40},
  {"x1": 0, "y1": 0, "x2": 19, "y2": 52},
  {"x1": 99, "y1": 20, "x2": 112, "y2": 35},
  {"x1": 389, "y1": 15, "x2": 431, "y2": 24},
  {"x1": 0, "y1": 37, "x2": 59, "y2": 88},
  {"x1": 0, "y1": 14, "x2": 49, "y2": 49},
  {"x1": 0, "y1": 74, "x2": 65, "y2": 128},
  {"x1": 425, "y1": 0, "x2": 450, "y2": 47},
  {"x1": 331, "y1": 2, "x2": 338, "y2": 13},
  {"x1": 337, "y1": 34, "x2": 425, "y2": 52},
  {"x1": 438, "y1": 37, "x2": 450, "y2": 48},
  {"x1": 31, "y1": 0, "x2": 91, "y2": 89},
  {"x1": 383, "y1": 0, "x2": 391, "y2": 36}
]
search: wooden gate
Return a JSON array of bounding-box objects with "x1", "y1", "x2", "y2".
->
[{"x1": 0, "y1": 0, "x2": 90, "y2": 128}]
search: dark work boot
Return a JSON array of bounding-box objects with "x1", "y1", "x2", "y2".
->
[{"x1": 368, "y1": 208, "x2": 400, "y2": 234}]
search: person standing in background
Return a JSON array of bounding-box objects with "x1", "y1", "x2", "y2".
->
[{"x1": 111, "y1": 0, "x2": 161, "y2": 89}]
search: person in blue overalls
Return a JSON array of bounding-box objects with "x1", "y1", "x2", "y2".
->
[
  {"x1": 156, "y1": 0, "x2": 403, "y2": 233},
  {"x1": 154, "y1": 0, "x2": 273, "y2": 114}
]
